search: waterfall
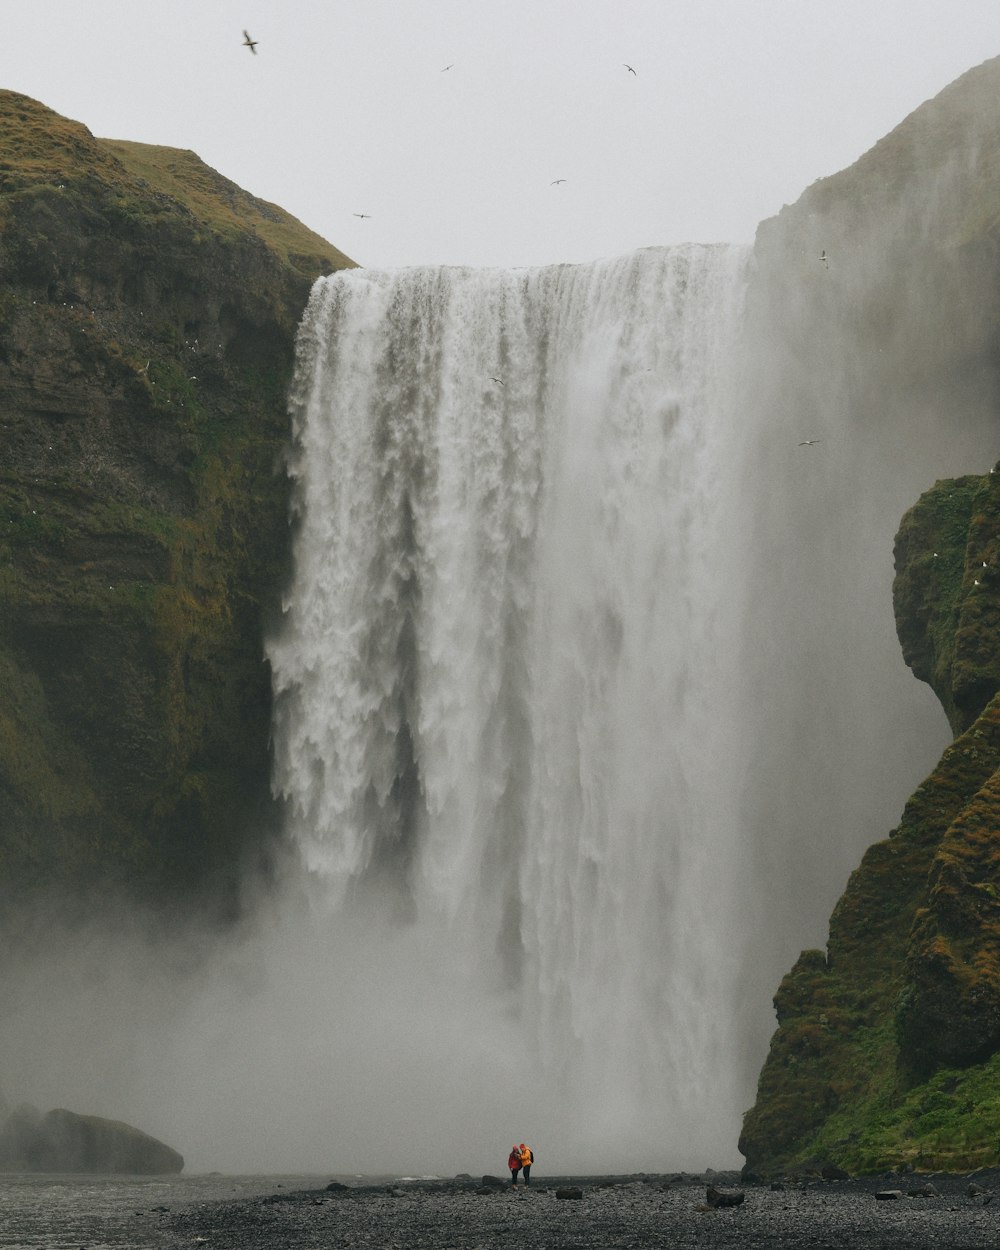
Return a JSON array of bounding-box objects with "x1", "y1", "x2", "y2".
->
[{"x1": 268, "y1": 246, "x2": 753, "y2": 1169}]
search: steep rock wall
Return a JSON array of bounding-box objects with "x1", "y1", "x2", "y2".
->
[
  {"x1": 741, "y1": 58, "x2": 1000, "y2": 1176},
  {"x1": 0, "y1": 90, "x2": 354, "y2": 918}
]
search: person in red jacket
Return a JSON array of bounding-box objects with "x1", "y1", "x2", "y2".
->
[
  {"x1": 519, "y1": 1143, "x2": 533, "y2": 1185},
  {"x1": 508, "y1": 1145, "x2": 522, "y2": 1188}
]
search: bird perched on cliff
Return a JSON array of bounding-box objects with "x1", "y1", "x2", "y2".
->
[{"x1": 242, "y1": 29, "x2": 258, "y2": 54}]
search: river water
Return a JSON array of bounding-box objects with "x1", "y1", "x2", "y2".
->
[{"x1": 0, "y1": 1174, "x2": 334, "y2": 1249}]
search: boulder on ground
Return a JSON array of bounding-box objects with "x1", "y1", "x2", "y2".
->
[
  {"x1": 556, "y1": 1186, "x2": 583, "y2": 1199},
  {"x1": 481, "y1": 1174, "x2": 507, "y2": 1188},
  {"x1": 706, "y1": 1185, "x2": 745, "y2": 1208}
]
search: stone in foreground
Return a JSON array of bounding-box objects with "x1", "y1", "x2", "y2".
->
[{"x1": 706, "y1": 1184, "x2": 745, "y2": 1208}]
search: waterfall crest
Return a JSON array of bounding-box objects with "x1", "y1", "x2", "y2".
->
[{"x1": 269, "y1": 246, "x2": 751, "y2": 1167}]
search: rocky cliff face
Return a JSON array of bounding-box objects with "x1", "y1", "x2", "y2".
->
[
  {"x1": 740, "y1": 59, "x2": 1000, "y2": 1175},
  {"x1": 0, "y1": 90, "x2": 354, "y2": 920}
]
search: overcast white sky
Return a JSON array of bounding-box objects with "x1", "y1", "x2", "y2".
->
[{"x1": 4, "y1": 1, "x2": 1000, "y2": 269}]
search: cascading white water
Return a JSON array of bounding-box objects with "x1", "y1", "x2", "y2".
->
[{"x1": 268, "y1": 246, "x2": 752, "y2": 1168}]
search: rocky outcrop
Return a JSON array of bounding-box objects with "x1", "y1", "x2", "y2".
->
[
  {"x1": 894, "y1": 477, "x2": 1000, "y2": 735},
  {"x1": 0, "y1": 90, "x2": 354, "y2": 918},
  {"x1": 0, "y1": 1104, "x2": 183, "y2": 1173},
  {"x1": 741, "y1": 57, "x2": 1000, "y2": 1176}
]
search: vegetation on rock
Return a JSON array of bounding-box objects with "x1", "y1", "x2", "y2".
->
[
  {"x1": 0, "y1": 89, "x2": 354, "y2": 918},
  {"x1": 741, "y1": 56, "x2": 1000, "y2": 1177}
]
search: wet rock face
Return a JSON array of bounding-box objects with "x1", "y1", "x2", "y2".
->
[
  {"x1": 741, "y1": 55, "x2": 1000, "y2": 1179},
  {"x1": 889, "y1": 478, "x2": 1000, "y2": 1073},
  {"x1": 0, "y1": 89, "x2": 354, "y2": 917},
  {"x1": 893, "y1": 474, "x2": 1000, "y2": 736},
  {"x1": 741, "y1": 488, "x2": 1000, "y2": 1175}
]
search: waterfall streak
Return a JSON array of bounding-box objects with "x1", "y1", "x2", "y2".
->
[{"x1": 269, "y1": 246, "x2": 751, "y2": 1166}]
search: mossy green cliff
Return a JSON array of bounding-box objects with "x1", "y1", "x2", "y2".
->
[
  {"x1": 0, "y1": 90, "x2": 354, "y2": 915},
  {"x1": 741, "y1": 59, "x2": 1000, "y2": 1177}
]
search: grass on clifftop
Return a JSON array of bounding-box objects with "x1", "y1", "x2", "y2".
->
[
  {"x1": 0, "y1": 89, "x2": 355, "y2": 278},
  {"x1": 101, "y1": 141, "x2": 354, "y2": 278}
]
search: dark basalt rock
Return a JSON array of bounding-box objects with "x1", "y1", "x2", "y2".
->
[{"x1": 705, "y1": 1184, "x2": 745, "y2": 1208}]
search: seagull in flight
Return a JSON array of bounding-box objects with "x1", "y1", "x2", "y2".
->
[
  {"x1": 490, "y1": 376, "x2": 505, "y2": 387},
  {"x1": 551, "y1": 178, "x2": 567, "y2": 185},
  {"x1": 441, "y1": 63, "x2": 454, "y2": 71},
  {"x1": 798, "y1": 439, "x2": 821, "y2": 446},
  {"x1": 353, "y1": 213, "x2": 371, "y2": 219},
  {"x1": 819, "y1": 249, "x2": 829, "y2": 268},
  {"x1": 624, "y1": 63, "x2": 637, "y2": 74},
  {"x1": 242, "y1": 30, "x2": 258, "y2": 54}
]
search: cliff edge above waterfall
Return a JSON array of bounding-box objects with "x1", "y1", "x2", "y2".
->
[
  {"x1": 740, "y1": 57, "x2": 1000, "y2": 1177},
  {"x1": 0, "y1": 89, "x2": 354, "y2": 918}
]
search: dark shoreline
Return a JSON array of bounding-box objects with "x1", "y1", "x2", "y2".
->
[{"x1": 145, "y1": 1168, "x2": 1000, "y2": 1249}]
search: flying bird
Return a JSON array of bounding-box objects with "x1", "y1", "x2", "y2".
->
[
  {"x1": 353, "y1": 213, "x2": 371, "y2": 219},
  {"x1": 819, "y1": 249, "x2": 829, "y2": 268},
  {"x1": 490, "y1": 377, "x2": 505, "y2": 387},
  {"x1": 551, "y1": 179, "x2": 567, "y2": 185},
  {"x1": 242, "y1": 29, "x2": 258, "y2": 54},
  {"x1": 798, "y1": 439, "x2": 821, "y2": 446},
  {"x1": 624, "y1": 63, "x2": 637, "y2": 74},
  {"x1": 441, "y1": 63, "x2": 454, "y2": 71}
]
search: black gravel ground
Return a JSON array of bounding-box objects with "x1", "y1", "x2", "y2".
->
[{"x1": 135, "y1": 1169, "x2": 1000, "y2": 1249}]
